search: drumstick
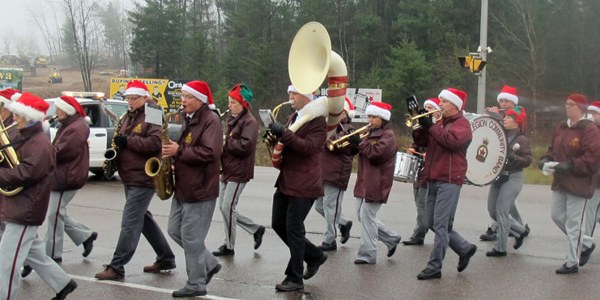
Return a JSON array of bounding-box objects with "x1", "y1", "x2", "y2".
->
[{"x1": 400, "y1": 147, "x2": 425, "y2": 157}]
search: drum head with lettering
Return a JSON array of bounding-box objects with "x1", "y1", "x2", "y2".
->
[{"x1": 465, "y1": 115, "x2": 507, "y2": 186}]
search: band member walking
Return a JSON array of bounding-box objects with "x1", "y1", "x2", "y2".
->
[
  {"x1": 0, "y1": 93, "x2": 77, "y2": 300},
  {"x1": 414, "y1": 88, "x2": 477, "y2": 280},
  {"x1": 353, "y1": 101, "x2": 401, "y2": 264},
  {"x1": 404, "y1": 98, "x2": 441, "y2": 246},
  {"x1": 267, "y1": 85, "x2": 328, "y2": 292},
  {"x1": 213, "y1": 83, "x2": 266, "y2": 257},
  {"x1": 538, "y1": 93, "x2": 600, "y2": 274},
  {"x1": 163, "y1": 80, "x2": 223, "y2": 297},
  {"x1": 313, "y1": 97, "x2": 356, "y2": 251},
  {"x1": 585, "y1": 101, "x2": 600, "y2": 240},
  {"x1": 45, "y1": 96, "x2": 98, "y2": 261},
  {"x1": 0, "y1": 88, "x2": 20, "y2": 241},
  {"x1": 486, "y1": 107, "x2": 532, "y2": 257},
  {"x1": 95, "y1": 80, "x2": 176, "y2": 280}
]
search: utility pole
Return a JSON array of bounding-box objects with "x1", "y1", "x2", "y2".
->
[{"x1": 477, "y1": 0, "x2": 488, "y2": 114}]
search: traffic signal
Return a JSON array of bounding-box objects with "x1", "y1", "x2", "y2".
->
[{"x1": 458, "y1": 53, "x2": 486, "y2": 73}]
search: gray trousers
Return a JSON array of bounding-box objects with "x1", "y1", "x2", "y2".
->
[
  {"x1": 355, "y1": 198, "x2": 401, "y2": 263},
  {"x1": 108, "y1": 186, "x2": 175, "y2": 276},
  {"x1": 314, "y1": 183, "x2": 350, "y2": 244},
  {"x1": 0, "y1": 222, "x2": 71, "y2": 300},
  {"x1": 584, "y1": 187, "x2": 600, "y2": 237},
  {"x1": 426, "y1": 181, "x2": 473, "y2": 271},
  {"x1": 0, "y1": 221, "x2": 4, "y2": 240},
  {"x1": 218, "y1": 181, "x2": 260, "y2": 250},
  {"x1": 409, "y1": 186, "x2": 429, "y2": 241},
  {"x1": 168, "y1": 198, "x2": 219, "y2": 292},
  {"x1": 487, "y1": 172, "x2": 526, "y2": 252},
  {"x1": 488, "y1": 199, "x2": 527, "y2": 231},
  {"x1": 45, "y1": 190, "x2": 94, "y2": 259},
  {"x1": 551, "y1": 191, "x2": 594, "y2": 267}
]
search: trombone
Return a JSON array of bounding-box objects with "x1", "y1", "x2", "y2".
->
[
  {"x1": 404, "y1": 109, "x2": 441, "y2": 129},
  {"x1": 325, "y1": 125, "x2": 370, "y2": 151}
]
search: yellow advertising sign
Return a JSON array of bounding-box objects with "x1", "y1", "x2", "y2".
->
[{"x1": 109, "y1": 78, "x2": 169, "y2": 108}]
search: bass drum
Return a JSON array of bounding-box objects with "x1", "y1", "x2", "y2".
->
[{"x1": 464, "y1": 113, "x2": 507, "y2": 186}]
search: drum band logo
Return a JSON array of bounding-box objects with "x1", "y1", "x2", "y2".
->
[{"x1": 476, "y1": 138, "x2": 489, "y2": 162}]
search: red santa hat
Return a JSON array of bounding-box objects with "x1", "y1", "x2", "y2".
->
[
  {"x1": 343, "y1": 97, "x2": 355, "y2": 119},
  {"x1": 287, "y1": 84, "x2": 314, "y2": 101},
  {"x1": 568, "y1": 93, "x2": 587, "y2": 112},
  {"x1": 497, "y1": 85, "x2": 518, "y2": 105},
  {"x1": 182, "y1": 80, "x2": 216, "y2": 109},
  {"x1": 439, "y1": 88, "x2": 467, "y2": 111},
  {"x1": 587, "y1": 101, "x2": 600, "y2": 114},
  {"x1": 365, "y1": 101, "x2": 392, "y2": 121},
  {"x1": 8, "y1": 92, "x2": 49, "y2": 122},
  {"x1": 123, "y1": 80, "x2": 150, "y2": 97},
  {"x1": 423, "y1": 97, "x2": 441, "y2": 111},
  {"x1": 0, "y1": 88, "x2": 21, "y2": 105},
  {"x1": 55, "y1": 95, "x2": 86, "y2": 117}
]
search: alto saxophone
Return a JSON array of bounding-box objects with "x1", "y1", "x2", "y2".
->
[
  {"x1": 144, "y1": 107, "x2": 183, "y2": 200},
  {"x1": 102, "y1": 109, "x2": 128, "y2": 179}
]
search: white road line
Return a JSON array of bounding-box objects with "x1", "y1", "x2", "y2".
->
[{"x1": 69, "y1": 274, "x2": 239, "y2": 300}]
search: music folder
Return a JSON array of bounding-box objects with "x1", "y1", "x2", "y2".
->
[{"x1": 259, "y1": 109, "x2": 275, "y2": 127}]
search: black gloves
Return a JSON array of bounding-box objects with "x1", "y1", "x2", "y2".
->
[
  {"x1": 496, "y1": 174, "x2": 509, "y2": 185},
  {"x1": 269, "y1": 122, "x2": 286, "y2": 138},
  {"x1": 348, "y1": 133, "x2": 362, "y2": 145},
  {"x1": 537, "y1": 157, "x2": 549, "y2": 170},
  {"x1": 554, "y1": 162, "x2": 572, "y2": 174},
  {"x1": 114, "y1": 135, "x2": 128, "y2": 148},
  {"x1": 418, "y1": 113, "x2": 434, "y2": 128}
]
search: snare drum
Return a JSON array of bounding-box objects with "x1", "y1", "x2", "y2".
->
[
  {"x1": 464, "y1": 113, "x2": 508, "y2": 186},
  {"x1": 393, "y1": 152, "x2": 421, "y2": 183}
]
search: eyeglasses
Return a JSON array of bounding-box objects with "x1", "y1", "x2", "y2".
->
[{"x1": 125, "y1": 96, "x2": 141, "y2": 102}]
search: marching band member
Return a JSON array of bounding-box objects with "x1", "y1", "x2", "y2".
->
[
  {"x1": 539, "y1": 93, "x2": 600, "y2": 274},
  {"x1": 95, "y1": 80, "x2": 176, "y2": 280},
  {"x1": 585, "y1": 101, "x2": 600, "y2": 241},
  {"x1": 485, "y1": 107, "x2": 532, "y2": 257},
  {"x1": 313, "y1": 97, "x2": 356, "y2": 251},
  {"x1": 267, "y1": 85, "x2": 327, "y2": 292},
  {"x1": 414, "y1": 88, "x2": 476, "y2": 280},
  {"x1": 41, "y1": 96, "x2": 98, "y2": 268},
  {"x1": 213, "y1": 83, "x2": 266, "y2": 257},
  {"x1": 0, "y1": 88, "x2": 20, "y2": 241},
  {"x1": 0, "y1": 93, "x2": 77, "y2": 300},
  {"x1": 481, "y1": 85, "x2": 531, "y2": 242},
  {"x1": 403, "y1": 98, "x2": 440, "y2": 246},
  {"x1": 353, "y1": 101, "x2": 401, "y2": 264},
  {"x1": 163, "y1": 80, "x2": 223, "y2": 297}
]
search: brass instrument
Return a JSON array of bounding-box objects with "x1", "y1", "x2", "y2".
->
[
  {"x1": 144, "y1": 107, "x2": 183, "y2": 200},
  {"x1": 325, "y1": 125, "x2": 370, "y2": 151},
  {"x1": 262, "y1": 101, "x2": 291, "y2": 154},
  {"x1": 404, "y1": 109, "x2": 441, "y2": 129},
  {"x1": 0, "y1": 119, "x2": 22, "y2": 196},
  {"x1": 102, "y1": 109, "x2": 129, "y2": 179},
  {"x1": 220, "y1": 109, "x2": 231, "y2": 118}
]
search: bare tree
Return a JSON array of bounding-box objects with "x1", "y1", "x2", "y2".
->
[{"x1": 29, "y1": 2, "x2": 63, "y2": 59}]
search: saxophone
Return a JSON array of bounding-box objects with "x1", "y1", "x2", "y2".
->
[
  {"x1": 144, "y1": 107, "x2": 183, "y2": 200},
  {"x1": 102, "y1": 110, "x2": 128, "y2": 179}
]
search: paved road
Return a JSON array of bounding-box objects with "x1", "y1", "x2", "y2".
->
[{"x1": 17, "y1": 167, "x2": 600, "y2": 299}]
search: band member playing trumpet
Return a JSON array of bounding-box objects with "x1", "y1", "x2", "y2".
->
[
  {"x1": 353, "y1": 101, "x2": 401, "y2": 264},
  {"x1": 404, "y1": 97, "x2": 441, "y2": 246},
  {"x1": 95, "y1": 80, "x2": 176, "y2": 281},
  {"x1": 414, "y1": 88, "x2": 476, "y2": 280},
  {"x1": 163, "y1": 80, "x2": 223, "y2": 297},
  {"x1": 481, "y1": 85, "x2": 531, "y2": 241},
  {"x1": 0, "y1": 93, "x2": 77, "y2": 300},
  {"x1": 268, "y1": 84, "x2": 328, "y2": 292},
  {"x1": 0, "y1": 88, "x2": 20, "y2": 241},
  {"x1": 313, "y1": 97, "x2": 357, "y2": 251},
  {"x1": 485, "y1": 107, "x2": 532, "y2": 257},
  {"x1": 213, "y1": 83, "x2": 266, "y2": 257}
]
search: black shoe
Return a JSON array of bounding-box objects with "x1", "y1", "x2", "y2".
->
[
  {"x1": 402, "y1": 237, "x2": 424, "y2": 246},
  {"x1": 339, "y1": 221, "x2": 353, "y2": 244},
  {"x1": 417, "y1": 268, "x2": 442, "y2": 280},
  {"x1": 253, "y1": 226, "x2": 266, "y2": 250},
  {"x1": 52, "y1": 279, "x2": 77, "y2": 300},
  {"x1": 354, "y1": 259, "x2": 373, "y2": 265},
  {"x1": 523, "y1": 224, "x2": 531, "y2": 237},
  {"x1": 387, "y1": 237, "x2": 401, "y2": 257},
  {"x1": 457, "y1": 245, "x2": 477, "y2": 272},
  {"x1": 21, "y1": 265, "x2": 33, "y2": 278},
  {"x1": 556, "y1": 263, "x2": 578, "y2": 274},
  {"x1": 317, "y1": 241, "x2": 337, "y2": 252},
  {"x1": 303, "y1": 253, "x2": 327, "y2": 280},
  {"x1": 480, "y1": 227, "x2": 497, "y2": 241},
  {"x1": 206, "y1": 263, "x2": 222, "y2": 284},
  {"x1": 275, "y1": 280, "x2": 304, "y2": 292},
  {"x1": 53, "y1": 257, "x2": 63, "y2": 263},
  {"x1": 212, "y1": 245, "x2": 235, "y2": 257},
  {"x1": 172, "y1": 287, "x2": 207, "y2": 297},
  {"x1": 579, "y1": 243, "x2": 595, "y2": 267},
  {"x1": 486, "y1": 249, "x2": 507, "y2": 257},
  {"x1": 82, "y1": 232, "x2": 98, "y2": 257},
  {"x1": 514, "y1": 233, "x2": 526, "y2": 250}
]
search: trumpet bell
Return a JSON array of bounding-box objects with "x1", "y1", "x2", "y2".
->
[{"x1": 288, "y1": 22, "x2": 332, "y2": 94}]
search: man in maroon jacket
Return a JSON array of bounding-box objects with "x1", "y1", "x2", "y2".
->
[
  {"x1": 0, "y1": 88, "x2": 20, "y2": 242},
  {"x1": 163, "y1": 80, "x2": 223, "y2": 297},
  {"x1": 267, "y1": 85, "x2": 328, "y2": 292},
  {"x1": 414, "y1": 88, "x2": 477, "y2": 280}
]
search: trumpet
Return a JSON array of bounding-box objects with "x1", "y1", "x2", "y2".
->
[
  {"x1": 404, "y1": 109, "x2": 441, "y2": 128},
  {"x1": 325, "y1": 125, "x2": 370, "y2": 151}
]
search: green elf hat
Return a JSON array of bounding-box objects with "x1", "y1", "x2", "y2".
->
[{"x1": 228, "y1": 84, "x2": 253, "y2": 109}]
